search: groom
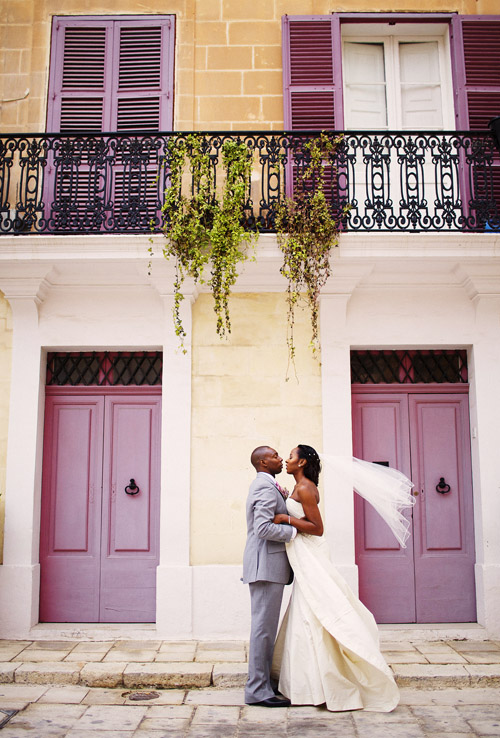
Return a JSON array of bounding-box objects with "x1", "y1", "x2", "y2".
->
[{"x1": 242, "y1": 446, "x2": 296, "y2": 707}]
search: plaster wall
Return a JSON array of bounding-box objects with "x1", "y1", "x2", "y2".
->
[{"x1": 2, "y1": 0, "x2": 500, "y2": 132}]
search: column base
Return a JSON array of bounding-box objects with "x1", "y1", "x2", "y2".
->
[{"x1": 0, "y1": 564, "x2": 40, "y2": 638}]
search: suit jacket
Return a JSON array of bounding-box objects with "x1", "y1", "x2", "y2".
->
[{"x1": 242, "y1": 472, "x2": 294, "y2": 584}]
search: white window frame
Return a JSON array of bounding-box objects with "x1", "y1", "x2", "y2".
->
[{"x1": 341, "y1": 23, "x2": 455, "y2": 130}]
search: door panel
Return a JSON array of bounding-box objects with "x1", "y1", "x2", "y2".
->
[
  {"x1": 100, "y1": 396, "x2": 161, "y2": 622},
  {"x1": 40, "y1": 396, "x2": 104, "y2": 622},
  {"x1": 352, "y1": 394, "x2": 415, "y2": 623},
  {"x1": 410, "y1": 395, "x2": 476, "y2": 622}
]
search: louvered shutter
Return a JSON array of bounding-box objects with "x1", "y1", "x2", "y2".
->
[
  {"x1": 451, "y1": 15, "x2": 500, "y2": 130},
  {"x1": 282, "y1": 15, "x2": 342, "y2": 130},
  {"x1": 48, "y1": 17, "x2": 175, "y2": 132},
  {"x1": 451, "y1": 15, "x2": 500, "y2": 224}
]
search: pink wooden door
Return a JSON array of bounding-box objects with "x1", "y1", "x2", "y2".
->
[
  {"x1": 352, "y1": 389, "x2": 476, "y2": 623},
  {"x1": 40, "y1": 390, "x2": 161, "y2": 623},
  {"x1": 99, "y1": 395, "x2": 161, "y2": 622},
  {"x1": 40, "y1": 395, "x2": 104, "y2": 622}
]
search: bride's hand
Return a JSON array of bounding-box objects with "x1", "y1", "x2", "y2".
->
[{"x1": 273, "y1": 514, "x2": 288, "y2": 524}]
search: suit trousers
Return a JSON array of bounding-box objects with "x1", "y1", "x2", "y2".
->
[{"x1": 245, "y1": 580, "x2": 285, "y2": 704}]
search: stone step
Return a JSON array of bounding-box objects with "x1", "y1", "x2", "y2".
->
[{"x1": 1, "y1": 661, "x2": 499, "y2": 690}]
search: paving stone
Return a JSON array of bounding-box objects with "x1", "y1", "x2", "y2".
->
[
  {"x1": 196, "y1": 650, "x2": 246, "y2": 663},
  {"x1": 139, "y1": 717, "x2": 191, "y2": 731},
  {"x1": 425, "y1": 653, "x2": 468, "y2": 664},
  {"x1": 287, "y1": 721, "x2": 355, "y2": 737},
  {"x1": 13, "y1": 649, "x2": 70, "y2": 662},
  {"x1": 384, "y1": 651, "x2": 429, "y2": 664},
  {"x1": 392, "y1": 663, "x2": 470, "y2": 688},
  {"x1": 0, "y1": 647, "x2": 30, "y2": 661},
  {"x1": 64, "y1": 728, "x2": 135, "y2": 738},
  {"x1": 462, "y1": 651, "x2": 500, "y2": 664},
  {"x1": 354, "y1": 723, "x2": 426, "y2": 738},
  {"x1": 0, "y1": 663, "x2": 16, "y2": 683},
  {"x1": 15, "y1": 661, "x2": 83, "y2": 685},
  {"x1": 124, "y1": 662, "x2": 212, "y2": 689},
  {"x1": 197, "y1": 641, "x2": 245, "y2": 651},
  {"x1": 0, "y1": 641, "x2": 32, "y2": 649},
  {"x1": 115, "y1": 640, "x2": 162, "y2": 650},
  {"x1": 6, "y1": 703, "x2": 86, "y2": 732},
  {"x1": 240, "y1": 704, "x2": 289, "y2": 723},
  {"x1": 134, "y1": 729, "x2": 190, "y2": 738},
  {"x1": 80, "y1": 662, "x2": 127, "y2": 688},
  {"x1": 464, "y1": 664, "x2": 500, "y2": 686},
  {"x1": 28, "y1": 640, "x2": 79, "y2": 651},
  {"x1": 145, "y1": 704, "x2": 193, "y2": 718},
  {"x1": 411, "y1": 705, "x2": 477, "y2": 733},
  {"x1": 104, "y1": 650, "x2": 157, "y2": 663},
  {"x1": 71, "y1": 642, "x2": 115, "y2": 653},
  {"x1": 448, "y1": 641, "x2": 500, "y2": 652},
  {"x1": 429, "y1": 688, "x2": 500, "y2": 706},
  {"x1": 74, "y1": 704, "x2": 147, "y2": 730},
  {"x1": 39, "y1": 685, "x2": 90, "y2": 703},
  {"x1": 414, "y1": 643, "x2": 460, "y2": 654},
  {"x1": 467, "y1": 718, "x2": 500, "y2": 735},
  {"x1": 352, "y1": 705, "x2": 414, "y2": 723},
  {"x1": 155, "y1": 651, "x2": 195, "y2": 662},
  {"x1": 456, "y1": 705, "x2": 500, "y2": 718},
  {"x1": 191, "y1": 705, "x2": 240, "y2": 724},
  {"x1": 185, "y1": 727, "x2": 238, "y2": 738},
  {"x1": 185, "y1": 689, "x2": 244, "y2": 706},
  {"x1": 212, "y1": 662, "x2": 247, "y2": 688},
  {"x1": 82, "y1": 687, "x2": 128, "y2": 705},
  {"x1": 65, "y1": 651, "x2": 107, "y2": 662},
  {"x1": 380, "y1": 641, "x2": 418, "y2": 652},
  {"x1": 159, "y1": 640, "x2": 198, "y2": 650},
  {"x1": 0, "y1": 683, "x2": 49, "y2": 700}
]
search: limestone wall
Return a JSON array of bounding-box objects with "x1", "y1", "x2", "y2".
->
[{"x1": 2, "y1": 0, "x2": 499, "y2": 132}]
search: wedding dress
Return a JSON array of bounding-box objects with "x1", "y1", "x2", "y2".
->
[{"x1": 271, "y1": 496, "x2": 400, "y2": 712}]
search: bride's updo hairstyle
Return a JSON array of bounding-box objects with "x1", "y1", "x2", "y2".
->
[{"x1": 297, "y1": 444, "x2": 321, "y2": 486}]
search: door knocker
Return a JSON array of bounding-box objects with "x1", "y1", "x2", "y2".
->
[
  {"x1": 436, "y1": 477, "x2": 451, "y2": 494},
  {"x1": 125, "y1": 478, "x2": 140, "y2": 495}
]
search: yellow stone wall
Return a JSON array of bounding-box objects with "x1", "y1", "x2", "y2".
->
[
  {"x1": 2, "y1": 0, "x2": 499, "y2": 131},
  {"x1": 190, "y1": 293, "x2": 322, "y2": 565},
  {"x1": 0, "y1": 295, "x2": 12, "y2": 564}
]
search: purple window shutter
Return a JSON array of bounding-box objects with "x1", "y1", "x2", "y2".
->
[
  {"x1": 47, "y1": 16, "x2": 175, "y2": 133},
  {"x1": 282, "y1": 15, "x2": 343, "y2": 130},
  {"x1": 451, "y1": 15, "x2": 500, "y2": 130}
]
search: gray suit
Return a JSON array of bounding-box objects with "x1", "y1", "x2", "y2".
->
[{"x1": 242, "y1": 472, "x2": 294, "y2": 704}]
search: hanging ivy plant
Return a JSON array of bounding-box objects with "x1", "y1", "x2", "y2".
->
[
  {"x1": 156, "y1": 134, "x2": 256, "y2": 348},
  {"x1": 275, "y1": 132, "x2": 347, "y2": 368}
]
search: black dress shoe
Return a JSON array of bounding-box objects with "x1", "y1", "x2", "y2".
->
[{"x1": 247, "y1": 696, "x2": 291, "y2": 707}]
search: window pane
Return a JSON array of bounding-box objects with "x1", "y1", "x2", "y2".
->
[
  {"x1": 344, "y1": 43, "x2": 387, "y2": 128},
  {"x1": 399, "y1": 42, "x2": 443, "y2": 129}
]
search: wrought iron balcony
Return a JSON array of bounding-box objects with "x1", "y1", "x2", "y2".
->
[{"x1": 1, "y1": 130, "x2": 499, "y2": 235}]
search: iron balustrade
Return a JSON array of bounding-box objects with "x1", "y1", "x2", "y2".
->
[{"x1": 0, "y1": 130, "x2": 499, "y2": 235}]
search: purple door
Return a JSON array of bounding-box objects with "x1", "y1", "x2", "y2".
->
[
  {"x1": 352, "y1": 389, "x2": 476, "y2": 623},
  {"x1": 40, "y1": 390, "x2": 161, "y2": 623}
]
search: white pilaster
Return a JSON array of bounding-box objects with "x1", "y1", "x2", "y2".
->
[
  {"x1": 468, "y1": 293, "x2": 500, "y2": 636},
  {"x1": 151, "y1": 276, "x2": 196, "y2": 637},
  {"x1": 0, "y1": 271, "x2": 49, "y2": 636}
]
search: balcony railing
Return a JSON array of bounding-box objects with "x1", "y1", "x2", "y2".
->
[{"x1": 1, "y1": 130, "x2": 499, "y2": 235}]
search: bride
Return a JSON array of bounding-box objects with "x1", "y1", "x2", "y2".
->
[{"x1": 270, "y1": 444, "x2": 403, "y2": 712}]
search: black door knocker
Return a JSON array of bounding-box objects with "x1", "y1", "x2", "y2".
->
[
  {"x1": 125, "y1": 478, "x2": 140, "y2": 495},
  {"x1": 436, "y1": 477, "x2": 451, "y2": 494}
]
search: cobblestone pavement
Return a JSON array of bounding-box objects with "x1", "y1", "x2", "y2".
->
[{"x1": 0, "y1": 638, "x2": 499, "y2": 736}]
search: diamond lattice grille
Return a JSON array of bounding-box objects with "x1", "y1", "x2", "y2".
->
[
  {"x1": 350, "y1": 350, "x2": 468, "y2": 384},
  {"x1": 46, "y1": 351, "x2": 163, "y2": 386}
]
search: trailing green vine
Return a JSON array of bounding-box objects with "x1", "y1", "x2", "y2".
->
[
  {"x1": 156, "y1": 134, "x2": 256, "y2": 348},
  {"x1": 275, "y1": 132, "x2": 347, "y2": 368}
]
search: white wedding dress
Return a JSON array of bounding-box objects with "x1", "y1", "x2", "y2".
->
[{"x1": 271, "y1": 497, "x2": 399, "y2": 712}]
